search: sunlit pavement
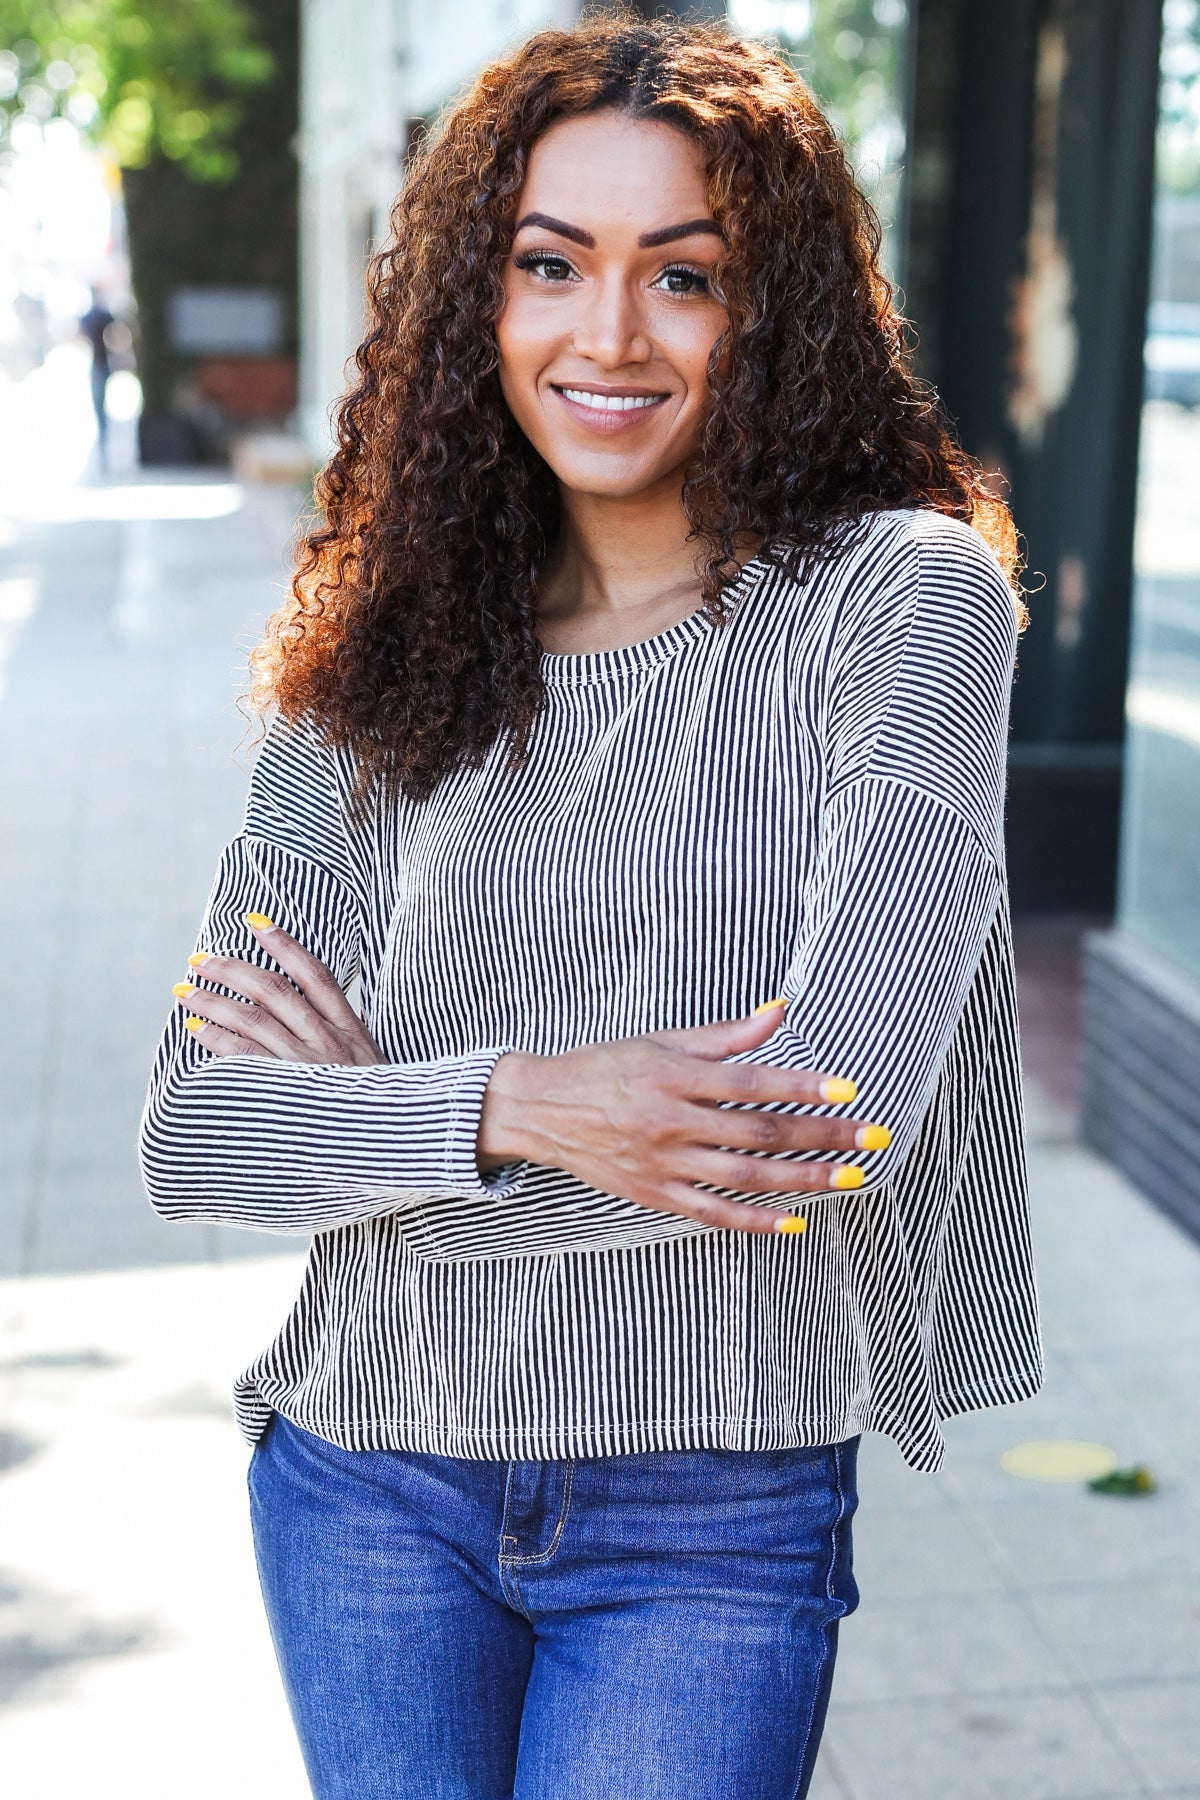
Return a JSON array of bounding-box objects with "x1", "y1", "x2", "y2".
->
[
  {"x1": 0, "y1": 1259, "x2": 309, "y2": 1797},
  {"x1": 0, "y1": 371, "x2": 312, "y2": 1797},
  {"x1": 1, "y1": 375, "x2": 1199, "y2": 1798}
]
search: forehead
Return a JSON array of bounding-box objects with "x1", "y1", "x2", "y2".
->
[{"x1": 518, "y1": 113, "x2": 712, "y2": 236}]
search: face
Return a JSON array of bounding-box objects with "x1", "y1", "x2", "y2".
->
[{"x1": 497, "y1": 111, "x2": 729, "y2": 502}]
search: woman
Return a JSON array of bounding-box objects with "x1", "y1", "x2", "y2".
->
[{"x1": 140, "y1": 14, "x2": 1041, "y2": 1798}]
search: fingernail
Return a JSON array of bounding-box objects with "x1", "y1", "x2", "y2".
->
[
  {"x1": 775, "y1": 1216, "x2": 807, "y2": 1235},
  {"x1": 753, "y1": 996, "x2": 787, "y2": 1014},
  {"x1": 831, "y1": 1166, "x2": 865, "y2": 1190},
  {"x1": 187, "y1": 952, "x2": 209, "y2": 968},
  {"x1": 184, "y1": 1016, "x2": 205, "y2": 1033},
  {"x1": 245, "y1": 912, "x2": 274, "y2": 931},
  {"x1": 820, "y1": 1077, "x2": 857, "y2": 1104},
  {"x1": 857, "y1": 1124, "x2": 891, "y2": 1151},
  {"x1": 172, "y1": 982, "x2": 196, "y2": 1000}
]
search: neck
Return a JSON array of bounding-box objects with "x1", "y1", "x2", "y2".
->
[{"x1": 539, "y1": 476, "x2": 700, "y2": 631}]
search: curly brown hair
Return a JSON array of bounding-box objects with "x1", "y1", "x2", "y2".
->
[{"x1": 251, "y1": 8, "x2": 1020, "y2": 803}]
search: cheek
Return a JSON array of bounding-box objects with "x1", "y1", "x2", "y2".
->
[
  {"x1": 662, "y1": 306, "x2": 727, "y2": 401},
  {"x1": 496, "y1": 301, "x2": 550, "y2": 425},
  {"x1": 494, "y1": 303, "x2": 521, "y2": 390}
]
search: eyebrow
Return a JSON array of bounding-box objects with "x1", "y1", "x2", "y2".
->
[
  {"x1": 513, "y1": 211, "x2": 723, "y2": 250},
  {"x1": 638, "y1": 219, "x2": 723, "y2": 248}
]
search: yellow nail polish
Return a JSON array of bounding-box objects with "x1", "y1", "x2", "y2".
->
[
  {"x1": 857, "y1": 1125, "x2": 892, "y2": 1151},
  {"x1": 184, "y1": 1016, "x2": 206, "y2": 1033},
  {"x1": 753, "y1": 996, "x2": 787, "y2": 1014},
  {"x1": 820, "y1": 1077, "x2": 858, "y2": 1104},
  {"x1": 831, "y1": 1166, "x2": 865, "y2": 1190},
  {"x1": 245, "y1": 912, "x2": 274, "y2": 931},
  {"x1": 775, "y1": 1216, "x2": 807, "y2": 1235},
  {"x1": 187, "y1": 952, "x2": 209, "y2": 968},
  {"x1": 172, "y1": 982, "x2": 196, "y2": 1000}
]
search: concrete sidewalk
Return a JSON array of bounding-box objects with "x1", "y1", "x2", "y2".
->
[
  {"x1": 821, "y1": 1110, "x2": 1200, "y2": 1800},
  {"x1": 1, "y1": 452, "x2": 1198, "y2": 1799}
]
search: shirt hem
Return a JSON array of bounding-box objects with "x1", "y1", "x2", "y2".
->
[{"x1": 235, "y1": 1362, "x2": 1046, "y2": 1476}]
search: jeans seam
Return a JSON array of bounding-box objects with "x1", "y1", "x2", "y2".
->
[
  {"x1": 788, "y1": 1438, "x2": 852, "y2": 1799},
  {"x1": 498, "y1": 1462, "x2": 575, "y2": 1617},
  {"x1": 499, "y1": 1559, "x2": 529, "y2": 1616},
  {"x1": 497, "y1": 1461, "x2": 531, "y2": 1617},
  {"x1": 505, "y1": 1461, "x2": 575, "y2": 1568}
]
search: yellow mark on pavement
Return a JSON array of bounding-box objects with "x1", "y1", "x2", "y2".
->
[{"x1": 1000, "y1": 1439, "x2": 1118, "y2": 1484}]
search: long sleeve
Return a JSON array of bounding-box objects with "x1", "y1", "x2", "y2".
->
[
  {"x1": 724, "y1": 517, "x2": 1018, "y2": 1190},
  {"x1": 138, "y1": 714, "x2": 523, "y2": 1234}
]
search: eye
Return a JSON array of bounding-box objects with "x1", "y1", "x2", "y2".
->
[
  {"x1": 512, "y1": 249, "x2": 577, "y2": 283},
  {"x1": 654, "y1": 264, "x2": 711, "y2": 297}
]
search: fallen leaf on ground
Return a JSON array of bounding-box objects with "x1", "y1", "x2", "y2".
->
[{"x1": 1087, "y1": 1464, "x2": 1158, "y2": 1497}]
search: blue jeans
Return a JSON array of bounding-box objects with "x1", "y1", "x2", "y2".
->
[{"x1": 249, "y1": 1416, "x2": 860, "y2": 1800}]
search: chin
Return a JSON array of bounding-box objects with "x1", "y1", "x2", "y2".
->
[
  {"x1": 544, "y1": 451, "x2": 687, "y2": 500},
  {"x1": 558, "y1": 470, "x2": 663, "y2": 499}
]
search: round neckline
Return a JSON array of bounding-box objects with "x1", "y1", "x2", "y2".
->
[{"x1": 538, "y1": 553, "x2": 769, "y2": 687}]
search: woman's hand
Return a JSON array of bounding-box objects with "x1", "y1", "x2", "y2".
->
[
  {"x1": 172, "y1": 913, "x2": 382, "y2": 1065},
  {"x1": 477, "y1": 1004, "x2": 892, "y2": 1238}
]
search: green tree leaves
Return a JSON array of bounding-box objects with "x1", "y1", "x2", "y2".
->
[{"x1": 0, "y1": 0, "x2": 275, "y2": 181}]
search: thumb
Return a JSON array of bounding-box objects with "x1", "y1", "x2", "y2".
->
[{"x1": 650, "y1": 998, "x2": 788, "y2": 1061}]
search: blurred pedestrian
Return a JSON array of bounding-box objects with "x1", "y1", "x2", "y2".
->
[
  {"x1": 78, "y1": 286, "x2": 114, "y2": 464},
  {"x1": 141, "y1": 15, "x2": 1041, "y2": 1799}
]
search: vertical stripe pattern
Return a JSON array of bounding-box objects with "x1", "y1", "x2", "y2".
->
[{"x1": 138, "y1": 507, "x2": 1042, "y2": 1472}]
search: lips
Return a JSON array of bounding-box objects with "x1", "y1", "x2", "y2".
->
[{"x1": 551, "y1": 385, "x2": 670, "y2": 433}]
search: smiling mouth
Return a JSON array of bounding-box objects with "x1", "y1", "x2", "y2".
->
[
  {"x1": 556, "y1": 387, "x2": 667, "y2": 412},
  {"x1": 550, "y1": 385, "x2": 671, "y2": 433}
]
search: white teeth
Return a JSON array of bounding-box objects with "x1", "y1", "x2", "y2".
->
[{"x1": 560, "y1": 388, "x2": 663, "y2": 412}]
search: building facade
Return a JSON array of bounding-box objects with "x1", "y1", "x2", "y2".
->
[
  {"x1": 1081, "y1": 0, "x2": 1200, "y2": 1238},
  {"x1": 296, "y1": 0, "x2": 578, "y2": 454}
]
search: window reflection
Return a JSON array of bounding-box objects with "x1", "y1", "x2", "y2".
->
[{"x1": 1120, "y1": 0, "x2": 1200, "y2": 979}]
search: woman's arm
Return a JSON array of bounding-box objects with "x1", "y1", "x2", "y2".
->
[
  {"x1": 722, "y1": 779, "x2": 1004, "y2": 1190},
  {"x1": 721, "y1": 518, "x2": 1020, "y2": 1189},
  {"x1": 145, "y1": 718, "x2": 886, "y2": 1242},
  {"x1": 164, "y1": 905, "x2": 885, "y2": 1240},
  {"x1": 138, "y1": 716, "x2": 525, "y2": 1234}
]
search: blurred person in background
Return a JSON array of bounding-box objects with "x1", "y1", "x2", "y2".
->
[
  {"x1": 78, "y1": 284, "x2": 114, "y2": 464},
  {"x1": 139, "y1": 13, "x2": 1041, "y2": 1799}
]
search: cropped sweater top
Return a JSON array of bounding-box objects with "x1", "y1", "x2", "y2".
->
[{"x1": 139, "y1": 506, "x2": 1042, "y2": 1472}]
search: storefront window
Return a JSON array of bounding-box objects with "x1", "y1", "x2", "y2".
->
[{"x1": 1119, "y1": 0, "x2": 1200, "y2": 980}]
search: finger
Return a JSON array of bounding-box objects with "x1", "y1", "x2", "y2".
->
[
  {"x1": 238, "y1": 913, "x2": 362, "y2": 1031},
  {"x1": 647, "y1": 1000, "x2": 791, "y2": 1060},
  {"x1": 665, "y1": 1053, "x2": 860, "y2": 1111},
  {"x1": 653, "y1": 1181, "x2": 808, "y2": 1237},
  {"x1": 175, "y1": 988, "x2": 308, "y2": 1062},
  {"x1": 682, "y1": 1104, "x2": 888, "y2": 1158},
  {"x1": 678, "y1": 1146, "x2": 867, "y2": 1197},
  {"x1": 181, "y1": 1013, "x2": 271, "y2": 1059},
  {"x1": 180, "y1": 954, "x2": 326, "y2": 1049}
]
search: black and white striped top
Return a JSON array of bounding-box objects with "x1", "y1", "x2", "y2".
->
[{"x1": 140, "y1": 506, "x2": 1042, "y2": 1472}]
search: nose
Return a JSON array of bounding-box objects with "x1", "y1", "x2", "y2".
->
[{"x1": 570, "y1": 272, "x2": 652, "y2": 368}]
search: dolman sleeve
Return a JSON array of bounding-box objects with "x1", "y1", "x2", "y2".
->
[
  {"x1": 723, "y1": 516, "x2": 1019, "y2": 1190},
  {"x1": 138, "y1": 713, "x2": 523, "y2": 1234}
]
